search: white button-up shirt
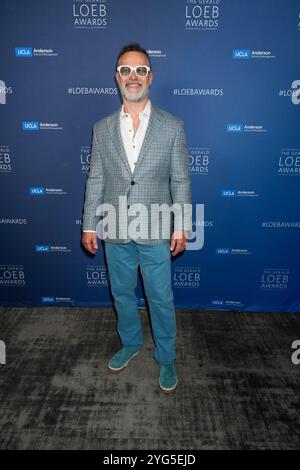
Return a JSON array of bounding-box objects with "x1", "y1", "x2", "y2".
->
[{"x1": 120, "y1": 99, "x2": 151, "y2": 173}]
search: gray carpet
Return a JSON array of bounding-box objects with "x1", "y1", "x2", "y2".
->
[{"x1": 0, "y1": 307, "x2": 299, "y2": 450}]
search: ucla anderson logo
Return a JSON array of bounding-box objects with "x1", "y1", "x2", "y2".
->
[
  {"x1": 35, "y1": 245, "x2": 50, "y2": 253},
  {"x1": 22, "y1": 121, "x2": 63, "y2": 131},
  {"x1": 226, "y1": 124, "x2": 243, "y2": 133},
  {"x1": 29, "y1": 186, "x2": 67, "y2": 196},
  {"x1": 233, "y1": 50, "x2": 251, "y2": 59},
  {"x1": 41, "y1": 296, "x2": 73, "y2": 304},
  {"x1": 221, "y1": 190, "x2": 236, "y2": 197},
  {"x1": 216, "y1": 248, "x2": 230, "y2": 255},
  {"x1": 15, "y1": 47, "x2": 57, "y2": 57},
  {"x1": 41, "y1": 297, "x2": 55, "y2": 303},
  {"x1": 233, "y1": 49, "x2": 275, "y2": 60},
  {"x1": 15, "y1": 47, "x2": 32, "y2": 57},
  {"x1": 212, "y1": 300, "x2": 224, "y2": 306},
  {"x1": 22, "y1": 121, "x2": 39, "y2": 131},
  {"x1": 29, "y1": 187, "x2": 45, "y2": 196}
]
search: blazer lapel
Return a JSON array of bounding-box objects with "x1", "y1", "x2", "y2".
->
[
  {"x1": 107, "y1": 108, "x2": 132, "y2": 175},
  {"x1": 133, "y1": 105, "x2": 162, "y2": 176}
]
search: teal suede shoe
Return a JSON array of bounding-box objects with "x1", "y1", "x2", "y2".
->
[
  {"x1": 108, "y1": 347, "x2": 139, "y2": 373},
  {"x1": 159, "y1": 363, "x2": 178, "y2": 394}
]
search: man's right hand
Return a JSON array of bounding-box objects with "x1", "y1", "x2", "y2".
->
[{"x1": 82, "y1": 232, "x2": 98, "y2": 255}]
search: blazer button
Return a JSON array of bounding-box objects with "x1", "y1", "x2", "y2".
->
[{"x1": 131, "y1": 181, "x2": 135, "y2": 185}]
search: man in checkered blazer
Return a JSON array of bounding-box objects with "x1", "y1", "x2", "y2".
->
[{"x1": 82, "y1": 42, "x2": 192, "y2": 394}]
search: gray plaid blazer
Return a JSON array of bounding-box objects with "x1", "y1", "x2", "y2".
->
[{"x1": 82, "y1": 103, "x2": 192, "y2": 244}]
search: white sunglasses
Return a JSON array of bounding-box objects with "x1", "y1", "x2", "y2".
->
[{"x1": 117, "y1": 65, "x2": 151, "y2": 78}]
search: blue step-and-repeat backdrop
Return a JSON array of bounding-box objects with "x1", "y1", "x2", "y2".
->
[{"x1": 1, "y1": 0, "x2": 300, "y2": 312}]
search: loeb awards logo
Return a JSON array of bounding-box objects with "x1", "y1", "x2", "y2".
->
[
  {"x1": 173, "y1": 266, "x2": 201, "y2": 288},
  {"x1": 189, "y1": 148, "x2": 210, "y2": 175},
  {"x1": 185, "y1": 0, "x2": 220, "y2": 31},
  {"x1": 0, "y1": 145, "x2": 12, "y2": 172},
  {"x1": 86, "y1": 266, "x2": 109, "y2": 287},
  {"x1": 72, "y1": 0, "x2": 108, "y2": 29},
  {"x1": 0, "y1": 265, "x2": 26, "y2": 287},
  {"x1": 80, "y1": 146, "x2": 91, "y2": 173},
  {"x1": 278, "y1": 149, "x2": 300, "y2": 176},
  {"x1": 261, "y1": 269, "x2": 289, "y2": 290}
]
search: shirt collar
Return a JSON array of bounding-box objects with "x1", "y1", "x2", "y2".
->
[{"x1": 120, "y1": 99, "x2": 151, "y2": 120}]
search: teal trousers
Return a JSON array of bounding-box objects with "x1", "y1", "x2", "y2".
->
[{"x1": 104, "y1": 240, "x2": 176, "y2": 365}]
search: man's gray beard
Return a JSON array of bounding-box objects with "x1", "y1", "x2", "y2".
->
[{"x1": 119, "y1": 84, "x2": 149, "y2": 103}]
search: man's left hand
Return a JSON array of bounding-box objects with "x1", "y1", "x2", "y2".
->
[{"x1": 170, "y1": 231, "x2": 188, "y2": 257}]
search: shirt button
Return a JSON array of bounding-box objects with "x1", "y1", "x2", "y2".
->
[{"x1": 133, "y1": 145, "x2": 135, "y2": 148}]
